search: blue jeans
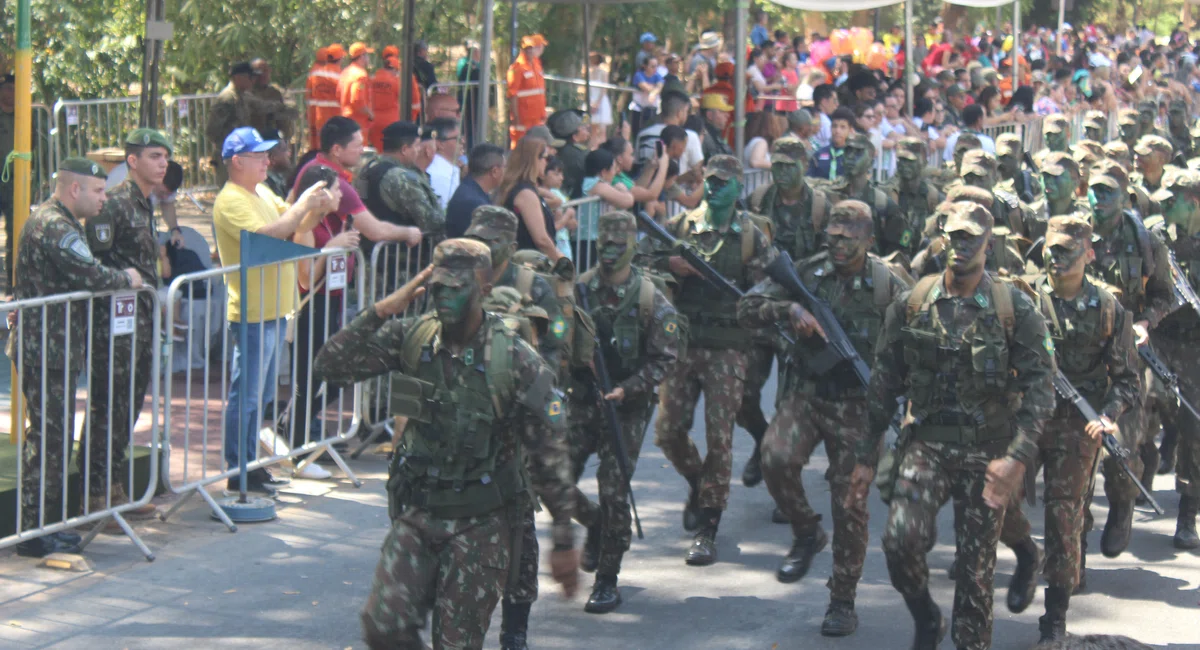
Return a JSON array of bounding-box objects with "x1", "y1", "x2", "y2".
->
[{"x1": 223, "y1": 319, "x2": 283, "y2": 470}]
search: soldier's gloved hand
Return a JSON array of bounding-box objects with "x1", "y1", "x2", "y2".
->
[
  {"x1": 374, "y1": 265, "x2": 433, "y2": 318},
  {"x1": 124, "y1": 268, "x2": 145, "y2": 289},
  {"x1": 549, "y1": 547, "x2": 580, "y2": 598},
  {"x1": 1084, "y1": 415, "x2": 1117, "y2": 441},
  {"x1": 983, "y1": 456, "x2": 1026, "y2": 510},
  {"x1": 844, "y1": 463, "x2": 875, "y2": 511},
  {"x1": 552, "y1": 255, "x2": 575, "y2": 282}
]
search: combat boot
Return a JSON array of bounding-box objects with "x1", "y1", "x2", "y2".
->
[
  {"x1": 1159, "y1": 432, "x2": 1178, "y2": 474},
  {"x1": 742, "y1": 444, "x2": 763, "y2": 488},
  {"x1": 1175, "y1": 495, "x2": 1200, "y2": 550},
  {"x1": 946, "y1": 557, "x2": 959, "y2": 581},
  {"x1": 581, "y1": 522, "x2": 601, "y2": 573},
  {"x1": 820, "y1": 599, "x2": 858, "y2": 637},
  {"x1": 685, "y1": 508, "x2": 721, "y2": 566},
  {"x1": 682, "y1": 475, "x2": 702, "y2": 532},
  {"x1": 1101, "y1": 497, "x2": 1134, "y2": 557},
  {"x1": 903, "y1": 590, "x2": 946, "y2": 650},
  {"x1": 776, "y1": 527, "x2": 828, "y2": 583},
  {"x1": 1007, "y1": 536, "x2": 1042, "y2": 613},
  {"x1": 15, "y1": 533, "x2": 80, "y2": 558},
  {"x1": 499, "y1": 601, "x2": 530, "y2": 650},
  {"x1": 583, "y1": 573, "x2": 622, "y2": 614},
  {"x1": 1037, "y1": 586, "x2": 1069, "y2": 643}
]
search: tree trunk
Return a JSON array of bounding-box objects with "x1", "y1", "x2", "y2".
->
[{"x1": 943, "y1": 3, "x2": 967, "y2": 36}]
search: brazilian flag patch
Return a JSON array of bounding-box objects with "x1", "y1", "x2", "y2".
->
[
  {"x1": 664, "y1": 319, "x2": 678, "y2": 336},
  {"x1": 1044, "y1": 333, "x2": 1055, "y2": 354},
  {"x1": 899, "y1": 229, "x2": 912, "y2": 247},
  {"x1": 546, "y1": 398, "x2": 563, "y2": 423},
  {"x1": 551, "y1": 316, "x2": 567, "y2": 339}
]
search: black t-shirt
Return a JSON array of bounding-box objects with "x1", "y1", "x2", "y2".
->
[{"x1": 505, "y1": 181, "x2": 555, "y2": 252}]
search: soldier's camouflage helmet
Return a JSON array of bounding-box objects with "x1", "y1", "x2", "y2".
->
[
  {"x1": 483, "y1": 285, "x2": 549, "y2": 321},
  {"x1": 1043, "y1": 114, "x2": 1072, "y2": 135},
  {"x1": 960, "y1": 149, "x2": 998, "y2": 177},
  {"x1": 1116, "y1": 109, "x2": 1139, "y2": 126},
  {"x1": 995, "y1": 133, "x2": 1022, "y2": 157},
  {"x1": 1134, "y1": 134, "x2": 1174, "y2": 158},
  {"x1": 597, "y1": 210, "x2": 638, "y2": 242},
  {"x1": 705, "y1": 154, "x2": 743, "y2": 180},
  {"x1": 896, "y1": 136, "x2": 927, "y2": 161},
  {"x1": 943, "y1": 201, "x2": 994, "y2": 236},
  {"x1": 1089, "y1": 159, "x2": 1130, "y2": 190},
  {"x1": 430, "y1": 238, "x2": 492, "y2": 286},
  {"x1": 825, "y1": 200, "x2": 873, "y2": 236},
  {"x1": 465, "y1": 205, "x2": 519, "y2": 240},
  {"x1": 947, "y1": 184, "x2": 995, "y2": 208},
  {"x1": 770, "y1": 136, "x2": 809, "y2": 165},
  {"x1": 1045, "y1": 215, "x2": 1093, "y2": 250},
  {"x1": 1150, "y1": 167, "x2": 1200, "y2": 203},
  {"x1": 955, "y1": 132, "x2": 983, "y2": 153},
  {"x1": 1041, "y1": 151, "x2": 1083, "y2": 179},
  {"x1": 511, "y1": 248, "x2": 553, "y2": 272}
]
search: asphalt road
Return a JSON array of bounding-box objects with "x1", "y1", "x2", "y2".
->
[{"x1": 1, "y1": 371, "x2": 1198, "y2": 650}]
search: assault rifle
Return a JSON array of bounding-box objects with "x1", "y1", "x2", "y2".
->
[
  {"x1": 1051, "y1": 370, "x2": 1164, "y2": 515},
  {"x1": 1166, "y1": 249, "x2": 1200, "y2": 317},
  {"x1": 576, "y1": 282, "x2": 643, "y2": 539},
  {"x1": 635, "y1": 210, "x2": 795, "y2": 346},
  {"x1": 762, "y1": 250, "x2": 872, "y2": 388},
  {"x1": 1138, "y1": 343, "x2": 1200, "y2": 422}
]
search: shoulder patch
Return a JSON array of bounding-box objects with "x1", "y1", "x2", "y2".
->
[
  {"x1": 59, "y1": 231, "x2": 93, "y2": 262},
  {"x1": 551, "y1": 315, "x2": 567, "y2": 339},
  {"x1": 1043, "y1": 332, "x2": 1055, "y2": 354},
  {"x1": 546, "y1": 395, "x2": 564, "y2": 422}
]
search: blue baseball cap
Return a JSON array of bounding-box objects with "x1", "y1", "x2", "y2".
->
[
  {"x1": 221, "y1": 127, "x2": 278, "y2": 160},
  {"x1": 640, "y1": 32, "x2": 656, "y2": 44}
]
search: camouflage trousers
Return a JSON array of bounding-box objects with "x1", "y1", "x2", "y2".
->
[
  {"x1": 999, "y1": 413, "x2": 1101, "y2": 592},
  {"x1": 20, "y1": 360, "x2": 79, "y2": 532},
  {"x1": 761, "y1": 391, "x2": 871, "y2": 601},
  {"x1": 86, "y1": 316, "x2": 153, "y2": 498},
  {"x1": 1101, "y1": 357, "x2": 1167, "y2": 506},
  {"x1": 654, "y1": 347, "x2": 748, "y2": 511},
  {"x1": 567, "y1": 393, "x2": 655, "y2": 576},
  {"x1": 362, "y1": 507, "x2": 511, "y2": 650},
  {"x1": 883, "y1": 439, "x2": 1006, "y2": 650},
  {"x1": 1152, "y1": 335, "x2": 1200, "y2": 499},
  {"x1": 735, "y1": 345, "x2": 774, "y2": 442},
  {"x1": 503, "y1": 506, "x2": 539, "y2": 605}
]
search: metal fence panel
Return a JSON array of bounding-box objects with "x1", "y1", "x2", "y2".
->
[
  {"x1": 163, "y1": 94, "x2": 220, "y2": 192},
  {"x1": 51, "y1": 98, "x2": 143, "y2": 169}
]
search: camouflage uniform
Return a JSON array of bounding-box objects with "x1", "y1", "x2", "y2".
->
[
  {"x1": 10, "y1": 160, "x2": 134, "y2": 538},
  {"x1": 1033, "y1": 115, "x2": 1074, "y2": 169},
  {"x1": 886, "y1": 137, "x2": 943, "y2": 263},
  {"x1": 997, "y1": 218, "x2": 1139, "y2": 641},
  {"x1": 644, "y1": 156, "x2": 777, "y2": 562},
  {"x1": 739, "y1": 201, "x2": 907, "y2": 629},
  {"x1": 1145, "y1": 170, "x2": 1200, "y2": 550},
  {"x1": 996, "y1": 133, "x2": 1042, "y2": 205},
  {"x1": 311, "y1": 239, "x2": 575, "y2": 650},
  {"x1": 82, "y1": 129, "x2": 166, "y2": 505},
  {"x1": 1117, "y1": 109, "x2": 1141, "y2": 151},
  {"x1": 819, "y1": 133, "x2": 904, "y2": 257},
  {"x1": 353, "y1": 151, "x2": 446, "y2": 269},
  {"x1": 960, "y1": 149, "x2": 1036, "y2": 243},
  {"x1": 911, "y1": 188, "x2": 1026, "y2": 278},
  {"x1": 1130, "y1": 135, "x2": 1174, "y2": 217},
  {"x1": 1085, "y1": 161, "x2": 1175, "y2": 539},
  {"x1": 247, "y1": 81, "x2": 298, "y2": 142},
  {"x1": 863, "y1": 202, "x2": 1055, "y2": 650},
  {"x1": 747, "y1": 136, "x2": 833, "y2": 262},
  {"x1": 570, "y1": 212, "x2": 679, "y2": 608},
  {"x1": 205, "y1": 79, "x2": 288, "y2": 185}
]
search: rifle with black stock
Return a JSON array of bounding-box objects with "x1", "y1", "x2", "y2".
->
[
  {"x1": 634, "y1": 210, "x2": 795, "y2": 346},
  {"x1": 1166, "y1": 249, "x2": 1200, "y2": 317},
  {"x1": 1051, "y1": 370, "x2": 1165, "y2": 514},
  {"x1": 1138, "y1": 342, "x2": 1200, "y2": 422},
  {"x1": 575, "y1": 282, "x2": 644, "y2": 539}
]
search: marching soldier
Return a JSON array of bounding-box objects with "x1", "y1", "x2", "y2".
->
[
  {"x1": 747, "y1": 135, "x2": 833, "y2": 262},
  {"x1": 848, "y1": 201, "x2": 1055, "y2": 650},
  {"x1": 1117, "y1": 109, "x2": 1141, "y2": 151},
  {"x1": 1033, "y1": 152, "x2": 1092, "y2": 225},
  {"x1": 1085, "y1": 159, "x2": 1175, "y2": 559},
  {"x1": 1104, "y1": 140, "x2": 1135, "y2": 172},
  {"x1": 312, "y1": 243, "x2": 580, "y2": 650},
  {"x1": 958, "y1": 149, "x2": 1033, "y2": 242},
  {"x1": 738, "y1": 200, "x2": 908, "y2": 638},
  {"x1": 643, "y1": 155, "x2": 776, "y2": 565},
  {"x1": 1033, "y1": 114, "x2": 1072, "y2": 168},
  {"x1": 1083, "y1": 110, "x2": 1108, "y2": 144},
  {"x1": 821, "y1": 132, "x2": 904, "y2": 256},
  {"x1": 997, "y1": 216, "x2": 1140, "y2": 641},
  {"x1": 1131, "y1": 135, "x2": 1174, "y2": 216},
  {"x1": 996, "y1": 132, "x2": 1041, "y2": 204},
  {"x1": 11, "y1": 158, "x2": 142, "y2": 558},
  {"x1": 1166, "y1": 99, "x2": 1194, "y2": 161},
  {"x1": 886, "y1": 137, "x2": 942, "y2": 263},
  {"x1": 569, "y1": 211, "x2": 680, "y2": 613},
  {"x1": 1137, "y1": 99, "x2": 1167, "y2": 141}
]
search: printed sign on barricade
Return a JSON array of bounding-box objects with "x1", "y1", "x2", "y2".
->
[
  {"x1": 0, "y1": 286, "x2": 162, "y2": 561},
  {"x1": 157, "y1": 247, "x2": 366, "y2": 531}
]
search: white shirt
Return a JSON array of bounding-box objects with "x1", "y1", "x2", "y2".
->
[
  {"x1": 636, "y1": 124, "x2": 703, "y2": 174},
  {"x1": 942, "y1": 130, "x2": 996, "y2": 161},
  {"x1": 426, "y1": 154, "x2": 460, "y2": 211},
  {"x1": 814, "y1": 112, "x2": 832, "y2": 149}
]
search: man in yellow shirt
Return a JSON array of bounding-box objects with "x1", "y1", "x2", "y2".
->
[{"x1": 213, "y1": 126, "x2": 339, "y2": 495}]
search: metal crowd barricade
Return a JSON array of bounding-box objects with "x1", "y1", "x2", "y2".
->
[
  {"x1": 52, "y1": 97, "x2": 143, "y2": 166},
  {"x1": 0, "y1": 286, "x2": 162, "y2": 561},
  {"x1": 157, "y1": 247, "x2": 367, "y2": 531},
  {"x1": 353, "y1": 237, "x2": 438, "y2": 459},
  {"x1": 163, "y1": 93, "x2": 220, "y2": 192},
  {"x1": 568, "y1": 195, "x2": 606, "y2": 274},
  {"x1": 544, "y1": 74, "x2": 636, "y2": 122}
]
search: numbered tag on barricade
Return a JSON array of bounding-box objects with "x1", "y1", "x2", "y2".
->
[
  {"x1": 111, "y1": 293, "x2": 137, "y2": 337},
  {"x1": 327, "y1": 254, "x2": 347, "y2": 291}
]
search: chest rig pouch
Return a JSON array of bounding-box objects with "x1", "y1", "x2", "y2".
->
[{"x1": 675, "y1": 213, "x2": 754, "y2": 350}]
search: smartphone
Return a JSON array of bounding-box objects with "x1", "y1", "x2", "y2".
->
[
  {"x1": 656, "y1": 140, "x2": 665, "y2": 157},
  {"x1": 314, "y1": 165, "x2": 338, "y2": 190}
]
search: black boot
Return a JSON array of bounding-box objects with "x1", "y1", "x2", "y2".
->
[
  {"x1": 581, "y1": 522, "x2": 601, "y2": 573},
  {"x1": 1074, "y1": 539, "x2": 1087, "y2": 594},
  {"x1": 15, "y1": 533, "x2": 81, "y2": 558},
  {"x1": 1176, "y1": 495, "x2": 1200, "y2": 550},
  {"x1": 1007, "y1": 537, "x2": 1042, "y2": 614},
  {"x1": 946, "y1": 557, "x2": 959, "y2": 581},
  {"x1": 685, "y1": 508, "x2": 721, "y2": 566},
  {"x1": 776, "y1": 527, "x2": 828, "y2": 583},
  {"x1": 1137, "y1": 445, "x2": 1156, "y2": 505},
  {"x1": 1038, "y1": 586, "x2": 1070, "y2": 642},
  {"x1": 771, "y1": 506, "x2": 789, "y2": 524},
  {"x1": 499, "y1": 601, "x2": 530, "y2": 650},
  {"x1": 1159, "y1": 427, "x2": 1178, "y2": 475},
  {"x1": 583, "y1": 573, "x2": 622, "y2": 614},
  {"x1": 682, "y1": 476, "x2": 702, "y2": 532},
  {"x1": 903, "y1": 590, "x2": 946, "y2": 650},
  {"x1": 820, "y1": 599, "x2": 858, "y2": 637},
  {"x1": 742, "y1": 444, "x2": 763, "y2": 488},
  {"x1": 1101, "y1": 498, "x2": 1134, "y2": 557}
]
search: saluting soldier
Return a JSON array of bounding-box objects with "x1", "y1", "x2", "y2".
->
[{"x1": 11, "y1": 159, "x2": 143, "y2": 558}]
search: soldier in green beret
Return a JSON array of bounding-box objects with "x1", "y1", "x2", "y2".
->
[{"x1": 11, "y1": 158, "x2": 144, "y2": 558}]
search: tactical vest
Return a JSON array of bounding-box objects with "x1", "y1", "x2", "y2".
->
[
  {"x1": 386, "y1": 313, "x2": 528, "y2": 519},
  {"x1": 901, "y1": 274, "x2": 1020, "y2": 445},
  {"x1": 1036, "y1": 278, "x2": 1115, "y2": 405},
  {"x1": 358, "y1": 157, "x2": 409, "y2": 258},
  {"x1": 751, "y1": 183, "x2": 827, "y2": 259},
  {"x1": 673, "y1": 211, "x2": 756, "y2": 350},
  {"x1": 1091, "y1": 211, "x2": 1155, "y2": 312},
  {"x1": 578, "y1": 267, "x2": 657, "y2": 382},
  {"x1": 784, "y1": 253, "x2": 892, "y2": 397},
  {"x1": 513, "y1": 264, "x2": 596, "y2": 378},
  {"x1": 1150, "y1": 221, "x2": 1200, "y2": 339}
]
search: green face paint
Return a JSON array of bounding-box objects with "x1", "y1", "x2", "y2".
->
[
  {"x1": 705, "y1": 177, "x2": 742, "y2": 223},
  {"x1": 997, "y1": 154, "x2": 1018, "y2": 178},
  {"x1": 1042, "y1": 172, "x2": 1074, "y2": 203},
  {"x1": 430, "y1": 281, "x2": 476, "y2": 325},
  {"x1": 827, "y1": 231, "x2": 870, "y2": 271},
  {"x1": 1046, "y1": 132, "x2": 1068, "y2": 152},
  {"x1": 945, "y1": 229, "x2": 989, "y2": 274},
  {"x1": 1163, "y1": 193, "x2": 1200, "y2": 234},
  {"x1": 771, "y1": 162, "x2": 803, "y2": 191},
  {"x1": 1045, "y1": 244, "x2": 1087, "y2": 278},
  {"x1": 1090, "y1": 184, "x2": 1121, "y2": 222},
  {"x1": 897, "y1": 158, "x2": 923, "y2": 182},
  {"x1": 598, "y1": 237, "x2": 635, "y2": 272}
]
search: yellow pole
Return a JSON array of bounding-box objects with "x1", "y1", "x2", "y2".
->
[{"x1": 10, "y1": 0, "x2": 30, "y2": 444}]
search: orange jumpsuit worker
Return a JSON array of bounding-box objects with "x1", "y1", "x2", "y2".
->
[
  {"x1": 369, "y1": 49, "x2": 421, "y2": 150},
  {"x1": 306, "y1": 47, "x2": 342, "y2": 150},
  {"x1": 338, "y1": 41, "x2": 375, "y2": 137},
  {"x1": 507, "y1": 34, "x2": 548, "y2": 148}
]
